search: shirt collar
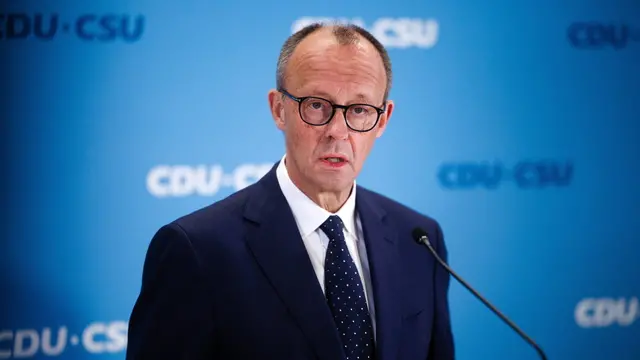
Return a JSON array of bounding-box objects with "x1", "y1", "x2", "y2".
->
[{"x1": 276, "y1": 154, "x2": 358, "y2": 239}]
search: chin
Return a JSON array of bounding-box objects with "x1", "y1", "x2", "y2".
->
[{"x1": 316, "y1": 176, "x2": 354, "y2": 193}]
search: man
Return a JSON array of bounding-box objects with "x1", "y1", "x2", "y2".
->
[{"x1": 126, "y1": 23, "x2": 454, "y2": 360}]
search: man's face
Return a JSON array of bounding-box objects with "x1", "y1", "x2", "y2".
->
[{"x1": 268, "y1": 29, "x2": 394, "y2": 196}]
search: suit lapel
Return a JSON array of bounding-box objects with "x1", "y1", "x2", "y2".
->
[
  {"x1": 243, "y1": 164, "x2": 345, "y2": 360},
  {"x1": 356, "y1": 188, "x2": 403, "y2": 360}
]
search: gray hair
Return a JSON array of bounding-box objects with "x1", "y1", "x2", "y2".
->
[{"x1": 275, "y1": 22, "x2": 393, "y2": 102}]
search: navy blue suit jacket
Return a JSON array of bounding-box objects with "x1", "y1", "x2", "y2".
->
[{"x1": 126, "y1": 162, "x2": 455, "y2": 359}]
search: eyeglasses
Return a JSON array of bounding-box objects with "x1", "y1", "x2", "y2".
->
[{"x1": 279, "y1": 88, "x2": 385, "y2": 133}]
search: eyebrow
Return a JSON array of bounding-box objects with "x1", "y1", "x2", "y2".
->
[{"x1": 307, "y1": 89, "x2": 374, "y2": 104}]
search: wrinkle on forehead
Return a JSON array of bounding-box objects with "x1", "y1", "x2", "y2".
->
[{"x1": 286, "y1": 36, "x2": 386, "y2": 105}]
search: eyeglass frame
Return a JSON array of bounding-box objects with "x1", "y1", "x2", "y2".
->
[{"x1": 278, "y1": 88, "x2": 386, "y2": 133}]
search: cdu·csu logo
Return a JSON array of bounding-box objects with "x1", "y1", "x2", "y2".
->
[
  {"x1": 292, "y1": 17, "x2": 439, "y2": 49},
  {"x1": 147, "y1": 163, "x2": 274, "y2": 198},
  {"x1": 568, "y1": 22, "x2": 640, "y2": 49},
  {"x1": 437, "y1": 160, "x2": 573, "y2": 190},
  {"x1": 0, "y1": 13, "x2": 144, "y2": 42},
  {"x1": 0, "y1": 321, "x2": 127, "y2": 358},
  {"x1": 575, "y1": 297, "x2": 639, "y2": 328}
]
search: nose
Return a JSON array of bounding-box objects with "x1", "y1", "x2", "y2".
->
[{"x1": 324, "y1": 109, "x2": 349, "y2": 140}]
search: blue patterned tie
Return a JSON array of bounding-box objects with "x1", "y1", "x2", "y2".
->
[{"x1": 320, "y1": 215, "x2": 375, "y2": 360}]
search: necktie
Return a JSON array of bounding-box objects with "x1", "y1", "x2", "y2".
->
[{"x1": 320, "y1": 215, "x2": 375, "y2": 360}]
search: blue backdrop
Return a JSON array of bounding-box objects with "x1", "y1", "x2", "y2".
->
[{"x1": 2, "y1": 0, "x2": 639, "y2": 359}]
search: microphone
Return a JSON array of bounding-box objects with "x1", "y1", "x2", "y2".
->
[{"x1": 412, "y1": 227, "x2": 548, "y2": 360}]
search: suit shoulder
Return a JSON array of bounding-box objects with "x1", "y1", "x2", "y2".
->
[
  {"x1": 358, "y1": 186, "x2": 448, "y2": 258},
  {"x1": 357, "y1": 186, "x2": 441, "y2": 230},
  {"x1": 165, "y1": 182, "x2": 256, "y2": 238}
]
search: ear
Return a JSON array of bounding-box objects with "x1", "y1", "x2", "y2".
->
[
  {"x1": 268, "y1": 89, "x2": 286, "y2": 131},
  {"x1": 375, "y1": 99, "x2": 394, "y2": 138}
]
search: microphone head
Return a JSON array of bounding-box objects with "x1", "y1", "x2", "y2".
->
[{"x1": 412, "y1": 227, "x2": 429, "y2": 244}]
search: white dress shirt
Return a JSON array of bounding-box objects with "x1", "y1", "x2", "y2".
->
[{"x1": 275, "y1": 154, "x2": 377, "y2": 338}]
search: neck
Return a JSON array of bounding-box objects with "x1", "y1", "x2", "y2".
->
[
  {"x1": 314, "y1": 189, "x2": 352, "y2": 213},
  {"x1": 285, "y1": 158, "x2": 352, "y2": 213}
]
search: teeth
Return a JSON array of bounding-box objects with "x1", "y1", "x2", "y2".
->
[{"x1": 325, "y1": 157, "x2": 343, "y2": 163}]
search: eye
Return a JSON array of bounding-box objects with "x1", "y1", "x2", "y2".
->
[
  {"x1": 310, "y1": 101, "x2": 324, "y2": 110},
  {"x1": 303, "y1": 98, "x2": 331, "y2": 113},
  {"x1": 349, "y1": 105, "x2": 373, "y2": 116}
]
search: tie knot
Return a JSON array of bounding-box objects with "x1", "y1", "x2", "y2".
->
[{"x1": 319, "y1": 215, "x2": 344, "y2": 239}]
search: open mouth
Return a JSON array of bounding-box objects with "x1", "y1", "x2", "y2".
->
[{"x1": 323, "y1": 157, "x2": 346, "y2": 163}]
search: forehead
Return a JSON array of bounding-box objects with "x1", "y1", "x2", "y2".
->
[{"x1": 286, "y1": 32, "x2": 387, "y2": 104}]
